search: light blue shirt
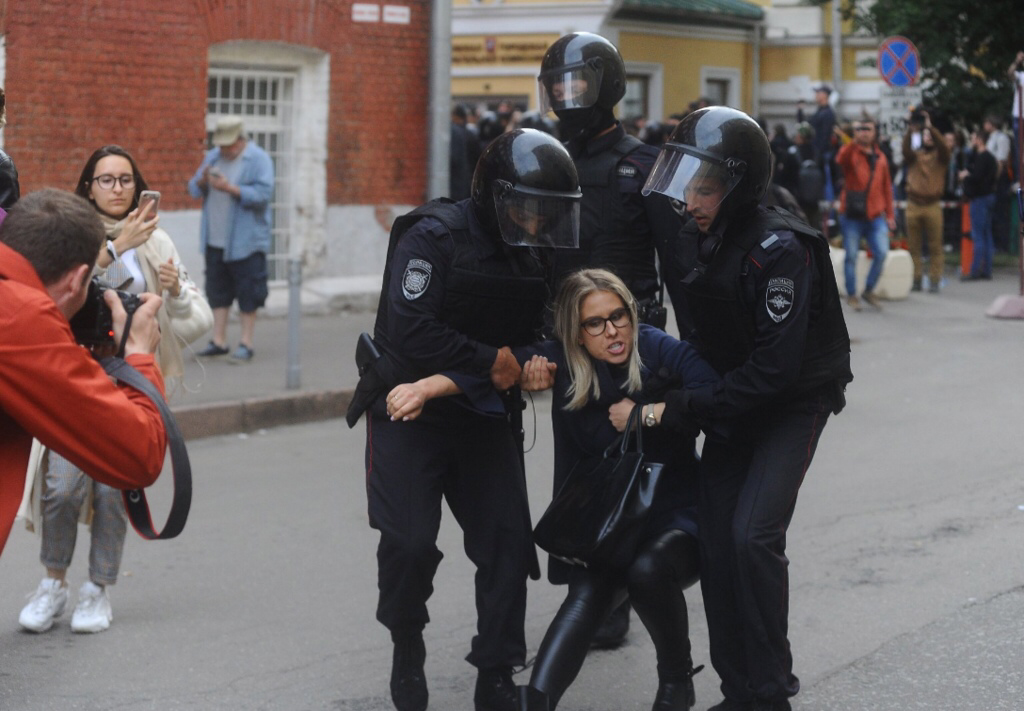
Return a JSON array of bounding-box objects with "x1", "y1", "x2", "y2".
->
[{"x1": 187, "y1": 141, "x2": 275, "y2": 262}]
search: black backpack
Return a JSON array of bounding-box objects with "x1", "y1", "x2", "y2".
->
[{"x1": 796, "y1": 159, "x2": 825, "y2": 205}]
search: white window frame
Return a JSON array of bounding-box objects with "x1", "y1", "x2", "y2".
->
[
  {"x1": 623, "y1": 61, "x2": 664, "y2": 121},
  {"x1": 700, "y1": 66, "x2": 742, "y2": 109},
  {"x1": 206, "y1": 66, "x2": 296, "y2": 282},
  {"x1": 207, "y1": 42, "x2": 330, "y2": 282}
]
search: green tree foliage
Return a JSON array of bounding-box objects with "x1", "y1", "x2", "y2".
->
[{"x1": 837, "y1": 0, "x2": 1024, "y2": 127}]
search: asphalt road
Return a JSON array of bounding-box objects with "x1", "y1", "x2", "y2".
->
[{"x1": 1, "y1": 269, "x2": 1023, "y2": 710}]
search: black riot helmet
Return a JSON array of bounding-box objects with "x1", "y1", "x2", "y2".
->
[
  {"x1": 642, "y1": 107, "x2": 771, "y2": 227},
  {"x1": 471, "y1": 128, "x2": 582, "y2": 249},
  {"x1": 538, "y1": 32, "x2": 626, "y2": 141},
  {"x1": 517, "y1": 110, "x2": 559, "y2": 137}
]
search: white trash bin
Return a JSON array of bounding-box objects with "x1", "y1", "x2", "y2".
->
[{"x1": 830, "y1": 247, "x2": 912, "y2": 301}]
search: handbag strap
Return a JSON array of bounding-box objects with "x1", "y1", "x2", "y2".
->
[
  {"x1": 862, "y1": 149, "x2": 877, "y2": 193},
  {"x1": 601, "y1": 405, "x2": 645, "y2": 458},
  {"x1": 100, "y1": 356, "x2": 192, "y2": 540}
]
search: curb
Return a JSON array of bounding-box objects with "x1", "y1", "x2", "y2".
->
[{"x1": 171, "y1": 389, "x2": 354, "y2": 440}]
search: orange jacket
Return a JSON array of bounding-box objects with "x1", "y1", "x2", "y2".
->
[
  {"x1": 837, "y1": 141, "x2": 895, "y2": 221},
  {"x1": 0, "y1": 243, "x2": 167, "y2": 552}
]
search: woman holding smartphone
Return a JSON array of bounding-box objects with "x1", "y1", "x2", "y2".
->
[{"x1": 16, "y1": 145, "x2": 212, "y2": 634}]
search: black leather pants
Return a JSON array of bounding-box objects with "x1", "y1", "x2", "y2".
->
[{"x1": 528, "y1": 529, "x2": 700, "y2": 707}]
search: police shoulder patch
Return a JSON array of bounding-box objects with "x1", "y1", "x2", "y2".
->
[
  {"x1": 402, "y1": 259, "x2": 433, "y2": 300},
  {"x1": 617, "y1": 164, "x2": 638, "y2": 179},
  {"x1": 765, "y1": 276, "x2": 795, "y2": 323},
  {"x1": 760, "y1": 233, "x2": 781, "y2": 251}
]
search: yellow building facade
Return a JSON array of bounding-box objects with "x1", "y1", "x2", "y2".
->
[{"x1": 452, "y1": 0, "x2": 886, "y2": 130}]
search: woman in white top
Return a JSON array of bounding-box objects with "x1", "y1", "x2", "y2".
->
[{"x1": 17, "y1": 145, "x2": 212, "y2": 635}]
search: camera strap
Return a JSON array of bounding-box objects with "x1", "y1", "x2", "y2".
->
[
  {"x1": 100, "y1": 356, "x2": 192, "y2": 540},
  {"x1": 115, "y1": 310, "x2": 134, "y2": 359}
]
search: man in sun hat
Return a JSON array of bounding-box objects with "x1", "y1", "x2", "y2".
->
[{"x1": 187, "y1": 115, "x2": 274, "y2": 363}]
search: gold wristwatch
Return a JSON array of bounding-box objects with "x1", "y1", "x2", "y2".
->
[{"x1": 644, "y1": 405, "x2": 658, "y2": 427}]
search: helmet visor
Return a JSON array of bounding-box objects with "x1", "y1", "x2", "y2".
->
[
  {"x1": 493, "y1": 186, "x2": 581, "y2": 249},
  {"x1": 538, "y1": 63, "x2": 603, "y2": 115},
  {"x1": 641, "y1": 144, "x2": 743, "y2": 216}
]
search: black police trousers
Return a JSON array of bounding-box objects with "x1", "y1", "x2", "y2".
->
[
  {"x1": 698, "y1": 390, "x2": 832, "y2": 704},
  {"x1": 365, "y1": 407, "x2": 531, "y2": 670},
  {"x1": 528, "y1": 529, "x2": 700, "y2": 706}
]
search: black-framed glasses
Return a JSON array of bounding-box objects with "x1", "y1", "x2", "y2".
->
[
  {"x1": 581, "y1": 307, "x2": 631, "y2": 336},
  {"x1": 91, "y1": 174, "x2": 135, "y2": 190}
]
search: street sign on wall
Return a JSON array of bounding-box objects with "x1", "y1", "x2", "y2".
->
[{"x1": 878, "y1": 36, "x2": 920, "y2": 87}]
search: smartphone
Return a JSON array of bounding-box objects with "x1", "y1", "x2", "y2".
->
[{"x1": 138, "y1": 190, "x2": 160, "y2": 220}]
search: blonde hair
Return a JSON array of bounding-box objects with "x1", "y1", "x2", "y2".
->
[{"x1": 553, "y1": 269, "x2": 643, "y2": 411}]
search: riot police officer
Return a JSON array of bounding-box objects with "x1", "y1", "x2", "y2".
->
[
  {"x1": 644, "y1": 107, "x2": 853, "y2": 711},
  {"x1": 353, "y1": 129, "x2": 581, "y2": 711},
  {"x1": 537, "y1": 31, "x2": 685, "y2": 649},
  {"x1": 538, "y1": 32, "x2": 685, "y2": 337}
]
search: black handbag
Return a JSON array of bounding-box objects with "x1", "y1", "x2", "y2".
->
[{"x1": 533, "y1": 406, "x2": 664, "y2": 569}]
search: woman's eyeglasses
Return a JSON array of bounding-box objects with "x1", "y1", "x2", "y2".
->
[
  {"x1": 581, "y1": 307, "x2": 631, "y2": 336},
  {"x1": 92, "y1": 174, "x2": 135, "y2": 190}
]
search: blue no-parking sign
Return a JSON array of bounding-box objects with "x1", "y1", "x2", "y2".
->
[{"x1": 878, "y1": 36, "x2": 920, "y2": 87}]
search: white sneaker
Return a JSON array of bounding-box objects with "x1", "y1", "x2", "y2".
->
[
  {"x1": 70, "y1": 581, "x2": 112, "y2": 633},
  {"x1": 19, "y1": 578, "x2": 68, "y2": 632}
]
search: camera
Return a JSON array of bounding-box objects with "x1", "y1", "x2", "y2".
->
[
  {"x1": 69, "y1": 277, "x2": 142, "y2": 346},
  {"x1": 636, "y1": 297, "x2": 668, "y2": 331}
]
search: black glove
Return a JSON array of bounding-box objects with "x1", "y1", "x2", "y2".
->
[
  {"x1": 661, "y1": 389, "x2": 701, "y2": 439},
  {"x1": 680, "y1": 384, "x2": 716, "y2": 418}
]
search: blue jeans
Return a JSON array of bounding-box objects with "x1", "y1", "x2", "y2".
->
[
  {"x1": 839, "y1": 215, "x2": 889, "y2": 296},
  {"x1": 968, "y1": 194, "x2": 996, "y2": 278}
]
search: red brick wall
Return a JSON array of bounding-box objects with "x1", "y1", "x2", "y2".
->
[{"x1": 2, "y1": 0, "x2": 430, "y2": 209}]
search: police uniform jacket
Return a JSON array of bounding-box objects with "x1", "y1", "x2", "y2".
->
[
  {"x1": 557, "y1": 124, "x2": 684, "y2": 317},
  {"x1": 372, "y1": 200, "x2": 549, "y2": 424},
  {"x1": 664, "y1": 206, "x2": 852, "y2": 428}
]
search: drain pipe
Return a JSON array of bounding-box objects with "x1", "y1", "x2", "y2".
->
[
  {"x1": 286, "y1": 256, "x2": 302, "y2": 390},
  {"x1": 427, "y1": 0, "x2": 452, "y2": 200},
  {"x1": 831, "y1": 0, "x2": 843, "y2": 100},
  {"x1": 751, "y1": 21, "x2": 762, "y2": 117}
]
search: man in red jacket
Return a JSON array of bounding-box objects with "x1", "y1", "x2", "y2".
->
[
  {"x1": 0, "y1": 189, "x2": 167, "y2": 554},
  {"x1": 836, "y1": 117, "x2": 896, "y2": 311}
]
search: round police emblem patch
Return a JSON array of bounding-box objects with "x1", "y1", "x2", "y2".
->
[
  {"x1": 766, "y1": 277, "x2": 794, "y2": 323},
  {"x1": 402, "y1": 259, "x2": 432, "y2": 300}
]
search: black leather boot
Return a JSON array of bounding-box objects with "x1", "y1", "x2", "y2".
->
[
  {"x1": 475, "y1": 667, "x2": 517, "y2": 711},
  {"x1": 653, "y1": 658, "x2": 703, "y2": 710},
  {"x1": 652, "y1": 680, "x2": 694, "y2": 710},
  {"x1": 390, "y1": 634, "x2": 427, "y2": 711},
  {"x1": 706, "y1": 700, "x2": 753, "y2": 711},
  {"x1": 516, "y1": 685, "x2": 552, "y2": 711}
]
